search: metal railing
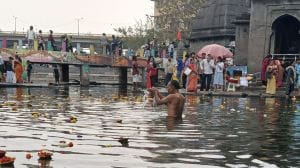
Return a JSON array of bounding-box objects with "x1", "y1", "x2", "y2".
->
[{"x1": 271, "y1": 54, "x2": 300, "y2": 61}]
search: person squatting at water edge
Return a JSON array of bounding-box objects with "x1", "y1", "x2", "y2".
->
[{"x1": 148, "y1": 80, "x2": 185, "y2": 119}]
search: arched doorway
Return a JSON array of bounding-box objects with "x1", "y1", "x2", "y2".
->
[{"x1": 272, "y1": 15, "x2": 300, "y2": 54}]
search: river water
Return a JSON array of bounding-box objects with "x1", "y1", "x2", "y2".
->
[{"x1": 0, "y1": 86, "x2": 299, "y2": 168}]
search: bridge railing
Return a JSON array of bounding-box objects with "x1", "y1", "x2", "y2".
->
[{"x1": 0, "y1": 31, "x2": 114, "y2": 38}]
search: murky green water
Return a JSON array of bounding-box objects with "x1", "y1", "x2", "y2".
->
[{"x1": 0, "y1": 86, "x2": 299, "y2": 168}]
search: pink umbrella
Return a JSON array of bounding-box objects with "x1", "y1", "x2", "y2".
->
[{"x1": 197, "y1": 44, "x2": 233, "y2": 59}]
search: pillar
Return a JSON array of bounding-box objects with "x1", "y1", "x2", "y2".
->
[
  {"x1": 13, "y1": 42, "x2": 17, "y2": 50},
  {"x1": 119, "y1": 67, "x2": 127, "y2": 85},
  {"x1": 141, "y1": 68, "x2": 146, "y2": 88},
  {"x1": 80, "y1": 64, "x2": 90, "y2": 86},
  {"x1": 60, "y1": 64, "x2": 69, "y2": 83},
  {"x1": 90, "y1": 44, "x2": 95, "y2": 55},
  {"x1": 33, "y1": 39, "x2": 38, "y2": 50},
  {"x1": 18, "y1": 39, "x2": 23, "y2": 49},
  {"x1": 47, "y1": 41, "x2": 53, "y2": 51},
  {"x1": 61, "y1": 41, "x2": 66, "y2": 52},
  {"x1": 1, "y1": 37, "x2": 7, "y2": 48},
  {"x1": 77, "y1": 43, "x2": 81, "y2": 54}
]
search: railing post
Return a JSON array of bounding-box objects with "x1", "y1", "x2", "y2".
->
[
  {"x1": 60, "y1": 64, "x2": 69, "y2": 83},
  {"x1": 119, "y1": 67, "x2": 127, "y2": 85},
  {"x1": 80, "y1": 64, "x2": 90, "y2": 86}
]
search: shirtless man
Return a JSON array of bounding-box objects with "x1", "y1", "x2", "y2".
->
[{"x1": 149, "y1": 80, "x2": 185, "y2": 119}]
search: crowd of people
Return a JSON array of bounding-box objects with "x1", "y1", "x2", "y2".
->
[
  {"x1": 0, "y1": 52, "x2": 62, "y2": 85},
  {"x1": 26, "y1": 25, "x2": 64, "y2": 51},
  {"x1": 0, "y1": 53, "x2": 32, "y2": 84},
  {"x1": 261, "y1": 55, "x2": 300, "y2": 97},
  {"x1": 139, "y1": 51, "x2": 229, "y2": 93}
]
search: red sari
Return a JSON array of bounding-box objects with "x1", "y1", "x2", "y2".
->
[
  {"x1": 261, "y1": 57, "x2": 270, "y2": 82},
  {"x1": 146, "y1": 63, "x2": 152, "y2": 89},
  {"x1": 187, "y1": 63, "x2": 198, "y2": 92}
]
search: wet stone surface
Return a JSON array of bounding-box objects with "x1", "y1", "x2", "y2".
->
[{"x1": 0, "y1": 86, "x2": 299, "y2": 168}]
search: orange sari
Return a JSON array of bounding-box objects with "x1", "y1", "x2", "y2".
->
[
  {"x1": 14, "y1": 61, "x2": 24, "y2": 83},
  {"x1": 187, "y1": 64, "x2": 198, "y2": 92}
]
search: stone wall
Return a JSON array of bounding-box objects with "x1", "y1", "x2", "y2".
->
[
  {"x1": 233, "y1": 13, "x2": 250, "y2": 66},
  {"x1": 190, "y1": 0, "x2": 250, "y2": 51}
]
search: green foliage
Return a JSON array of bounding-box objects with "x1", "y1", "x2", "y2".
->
[
  {"x1": 114, "y1": 17, "x2": 155, "y2": 50},
  {"x1": 156, "y1": 0, "x2": 205, "y2": 39}
]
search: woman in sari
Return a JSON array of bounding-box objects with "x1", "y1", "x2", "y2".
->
[
  {"x1": 261, "y1": 55, "x2": 271, "y2": 86},
  {"x1": 14, "y1": 56, "x2": 24, "y2": 83},
  {"x1": 146, "y1": 60, "x2": 153, "y2": 89},
  {"x1": 186, "y1": 58, "x2": 198, "y2": 92},
  {"x1": 266, "y1": 60, "x2": 278, "y2": 95},
  {"x1": 275, "y1": 60, "x2": 284, "y2": 87}
]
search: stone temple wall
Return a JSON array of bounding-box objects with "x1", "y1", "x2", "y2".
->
[{"x1": 190, "y1": 0, "x2": 250, "y2": 52}]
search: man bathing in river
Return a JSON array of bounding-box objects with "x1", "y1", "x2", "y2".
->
[{"x1": 149, "y1": 80, "x2": 185, "y2": 119}]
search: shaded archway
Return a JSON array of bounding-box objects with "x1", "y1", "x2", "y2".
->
[{"x1": 272, "y1": 14, "x2": 300, "y2": 54}]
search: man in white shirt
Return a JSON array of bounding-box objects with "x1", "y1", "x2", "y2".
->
[
  {"x1": 26, "y1": 26, "x2": 35, "y2": 49},
  {"x1": 200, "y1": 54, "x2": 214, "y2": 91}
]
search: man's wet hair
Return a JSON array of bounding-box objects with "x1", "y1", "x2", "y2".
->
[{"x1": 169, "y1": 80, "x2": 180, "y2": 90}]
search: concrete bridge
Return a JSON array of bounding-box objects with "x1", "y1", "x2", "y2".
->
[
  {"x1": 0, "y1": 31, "x2": 114, "y2": 53},
  {"x1": 0, "y1": 48, "x2": 148, "y2": 86}
]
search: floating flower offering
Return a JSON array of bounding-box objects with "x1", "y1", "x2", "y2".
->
[
  {"x1": 58, "y1": 141, "x2": 74, "y2": 148},
  {"x1": 0, "y1": 150, "x2": 15, "y2": 165},
  {"x1": 38, "y1": 150, "x2": 53, "y2": 160},
  {"x1": 69, "y1": 116, "x2": 77, "y2": 123}
]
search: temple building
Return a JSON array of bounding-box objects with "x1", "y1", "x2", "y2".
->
[
  {"x1": 152, "y1": 0, "x2": 300, "y2": 72},
  {"x1": 189, "y1": 0, "x2": 250, "y2": 52},
  {"x1": 235, "y1": 0, "x2": 300, "y2": 72}
]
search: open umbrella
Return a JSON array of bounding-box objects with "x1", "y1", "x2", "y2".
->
[{"x1": 197, "y1": 44, "x2": 233, "y2": 59}]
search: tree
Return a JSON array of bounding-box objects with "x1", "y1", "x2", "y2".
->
[
  {"x1": 155, "y1": 0, "x2": 206, "y2": 40},
  {"x1": 114, "y1": 17, "x2": 155, "y2": 51}
]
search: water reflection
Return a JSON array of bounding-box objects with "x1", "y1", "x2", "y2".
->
[{"x1": 0, "y1": 87, "x2": 299, "y2": 167}]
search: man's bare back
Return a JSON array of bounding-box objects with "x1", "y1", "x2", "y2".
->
[
  {"x1": 149, "y1": 80, "x2": 185, "y2": 119},
  {"x1": 165, "y1": 93, "x2": 185, "y2": 118}
]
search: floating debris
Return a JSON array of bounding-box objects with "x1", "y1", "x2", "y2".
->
[
  {"x1": 104, "y1": 144, "x2": 112, "y2": 148},
  {"x1": 11, "y1": 107, "x2": 18, "y2": 111},
  {"x1": 69, "y1": 116, "x2": 77, "y2": 123},
  {"x1": 58, "y1": 141, "x2": 69, "y2": 148},
  {"x1": 32, "y1": 112, "x2": 41, "y2": 118},
  {"x1": 0, "y1": 150, "x2": 6, "y2": 158},
  {"x1": 26, "y1": 153, "x2": 32, "y2": 159},
  {"x1": 58, "y1": 141, "x2": 74, "y2": 148},
  {"x1": 118, "y1": 137, "x2": 129, "y2": 147},
  {"x1": 0, "y1": 150, "x2": 15, "y2": 165},
  {"x1": 116, "y1": 119, "x2": 122, "y2": 123},
  {"x1": 38, "y1": 150, "x2": 53, "y2": 160}
]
